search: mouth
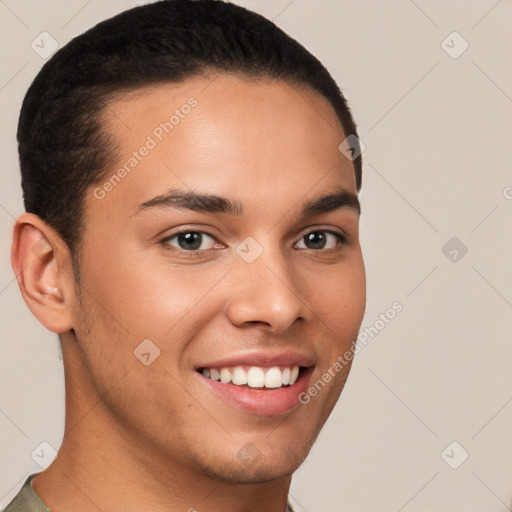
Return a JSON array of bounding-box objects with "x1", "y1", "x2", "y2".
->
[{"x1": 195, "y1": 362, "x2": 314, "y2": 416}]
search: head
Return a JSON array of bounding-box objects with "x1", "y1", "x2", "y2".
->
[{"x1": 13, "y1": 0, "x2": 365, "y2": 484}]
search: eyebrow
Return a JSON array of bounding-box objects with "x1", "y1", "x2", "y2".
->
[{"x1": 135, "y1": 187, "x2": 360, "y2": 217}]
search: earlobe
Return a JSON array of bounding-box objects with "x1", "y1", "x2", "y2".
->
[{"x1": 11, "y1": 213, "x2": 75, "y2": 334}]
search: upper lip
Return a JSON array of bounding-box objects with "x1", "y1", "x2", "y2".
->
[{"x1": 195, "y1": 350, "x2": 315, "y2": 369}]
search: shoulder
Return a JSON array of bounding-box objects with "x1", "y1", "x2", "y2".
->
[
  {"x1": 1, "y1": 474, "x2": 51, "y2": 512},
  {"x1": 286, "y1": 500, "x2": 296, "y2": 512}
]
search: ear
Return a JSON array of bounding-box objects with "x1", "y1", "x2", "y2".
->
[{"x1": 11, "y1": 213, "x2": 76, "y2": 334}]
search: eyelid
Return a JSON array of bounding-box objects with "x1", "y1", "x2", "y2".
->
[{"x1": 295, "y1": 225, "x2": 349, "y2": 243}]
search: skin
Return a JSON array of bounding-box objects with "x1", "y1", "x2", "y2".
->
[{"x1": 12, "y1": 74, "x2": 366, "y2": 512}]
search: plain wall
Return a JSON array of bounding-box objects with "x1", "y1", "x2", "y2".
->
[{"x1": 1, "y1": 1, "x2": 511, "y2": 510}]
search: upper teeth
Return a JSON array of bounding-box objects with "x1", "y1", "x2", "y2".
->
[{"x1": 201, "y1": 365, "x2": 300, "y2": 388}]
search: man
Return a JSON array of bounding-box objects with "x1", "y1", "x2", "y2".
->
[{"x1": 5, "y1": 1, "x2": 366, "y2": 510}]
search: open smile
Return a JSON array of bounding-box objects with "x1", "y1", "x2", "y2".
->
[{"x1": 196, "y1": 361, "x2": 314, "y2": 415}]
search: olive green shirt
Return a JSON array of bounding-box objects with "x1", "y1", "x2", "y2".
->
[
  {"x1": 1, "y1": 474, "x2": 50, "y2": 512},
  {"x1": 2, "y1": 473, "x2": 296, "y2": 511}
]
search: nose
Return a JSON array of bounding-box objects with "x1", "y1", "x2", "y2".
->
[{"x1": 225, "y1": 247, "x2": 305, "y2": 334}]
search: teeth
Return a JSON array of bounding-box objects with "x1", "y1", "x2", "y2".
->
[
  {"x1": 265, "y1": 367, "x2": 282, "y2": 388},
  {"x1": 200, "y1": 365, "x2": 301, "y2": 389},
  {"x1": 232, "y1": 366, "x2": 248, "y2": 385},
  {"x1": 220, "y1": 368, "x2": 232, "y2": 383},
  {"x1": 247, "y1": 367, "x2": 265, "y2": 388},
  {"x1": 290, "y1": 366, "x2": 299, "y2": 385}
]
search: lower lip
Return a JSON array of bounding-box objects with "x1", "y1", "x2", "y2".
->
[{"x1": 198, "y1": 367, "x2": 314, "y2": 416}]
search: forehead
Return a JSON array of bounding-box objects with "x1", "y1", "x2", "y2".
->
[{"x1": 89, "y1": 75, "x2": 356, "y2": 223}]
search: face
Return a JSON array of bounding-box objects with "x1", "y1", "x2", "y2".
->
[{"x1": 72, "y1": 74, "x2": 366, "y2": 482}]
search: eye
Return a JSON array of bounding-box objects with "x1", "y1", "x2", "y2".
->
[
  {"x1": 162, "y1": 231, "x2": 218, "y2": 252},
  {"x1": 295, "y1": 230, "x2": 346, "y2": 250}
]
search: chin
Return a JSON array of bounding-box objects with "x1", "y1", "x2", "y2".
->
[{"x1": 188, "y1": 435, "x2": 315, "y2": 484}]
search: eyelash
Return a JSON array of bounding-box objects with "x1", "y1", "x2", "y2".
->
[{"x1": 159, "y1": 228, "x2": 348, "y2": 255}]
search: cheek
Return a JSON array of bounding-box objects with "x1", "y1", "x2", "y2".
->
[
  {"x1": 305, "y1": 257, "x2": 366, "y2": 341},
  {"x1": 294, "y1": 261, "x2": 365, "y2": 426},
  {"x1": 81, "y1": 246, "x2": 230, "y2": 342}
]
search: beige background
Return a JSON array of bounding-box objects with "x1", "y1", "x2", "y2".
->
[{"x1": 1, "y1": 1, "x2": 511, "y2": 510}]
